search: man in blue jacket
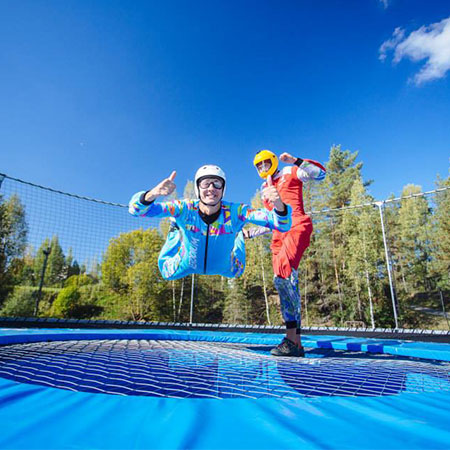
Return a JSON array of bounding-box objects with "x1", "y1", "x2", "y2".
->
[{"x1": 129, "y1": 164, "x2": 291, "y2": 280}]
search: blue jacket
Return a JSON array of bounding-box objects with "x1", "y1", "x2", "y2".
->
[{"x1": 129, "y1": 192, "x2": 291, "y2": 280}]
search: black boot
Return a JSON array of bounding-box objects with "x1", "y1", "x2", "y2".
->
[{"x1": 270, "y1": 338, "x2": 305, "y2": 357}]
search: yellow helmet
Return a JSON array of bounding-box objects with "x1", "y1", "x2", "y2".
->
[{"x1": 253, "y1": 150, "x2": 278, "y2": 179}]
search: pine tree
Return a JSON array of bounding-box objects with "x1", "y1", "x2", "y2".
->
[
  {"x1": 33, "y1": 236, "x2": 66, "y2": 287},
  {"x1": 223, "y1": 278, "x2": 251, "y2": 324},
  {"x1": 341, "y1": 178, "x2": 382, "y2": 327},
  {"x1": 390, "y1": 185, "x2": 432, "y2": 297},
  {"x1": 308, "y1": 145, "x2": 366, "y2": 326}
]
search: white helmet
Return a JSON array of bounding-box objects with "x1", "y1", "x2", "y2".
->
[{"x1": 194, "y1": 164, "x2": 226, "y2": 198}]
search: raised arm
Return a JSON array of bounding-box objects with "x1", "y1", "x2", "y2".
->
[
  {"x1": 238, "y1": 177, "x2": 291, "y2": 232},
  {"x1": 280, "y1": 152, "x2": 326, "y2": 182},
  {"x1": 239, "y1": 203, "x2": 291, "y2": 233},
  {"x1": 242, "y1": 226, "x2": 272, "y2": 240},
  {"x1": 128, "y1": 171, "x2": 185, "y2": 218}
]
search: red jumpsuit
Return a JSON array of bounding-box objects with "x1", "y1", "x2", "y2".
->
[{"x1": 262, "y1": 159, "x2": 326, "y2": 279}]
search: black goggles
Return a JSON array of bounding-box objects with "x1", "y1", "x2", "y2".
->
[{"x1": 198, "y1": 178, "x2": 224, "y2": 190}]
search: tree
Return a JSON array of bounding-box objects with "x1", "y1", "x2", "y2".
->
[
  {"x1": 243, "y1": 190, "x2": 275, "y2": 325},
  {"x1": 305, "y1": 145, "x2": 367, "y2": 325},
  {"x1": 389, "y1": 185, "x2": 432, "y2": 297},
  {"x1": 102, "y1": 228, "x2": 170, "y2": 321},
  {"x1": 0, "y1": 194, "x2": 27, "y2": 305},
  {"x1": 223, "y1": 278, "x2": 251, "y2": 324},
  {"x1": 431, "y1": 169, "x2": 450, "y2": 290},
  {"x1": 33, "y1": 236, "x2": 66, "y2": 287},
  {"x1": 341, "y1": 177, "x2": 383, "y2": 327},
  {"x1": 51, "y1": 286, "x2": 82, "y2": 318},
  {"x1": 0, "y1": 287, "x2": 35, "y2": 317}
]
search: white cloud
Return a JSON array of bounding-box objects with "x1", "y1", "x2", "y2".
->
[
  {"x1": 379, "y1": 27, "x2": 405, "y2": 61},
  {"x1": 379, "y1": 17, "x2": 450, "y2": 85},
  {"x1": 379, "y1": 0, "x2": 389, "y2": 9}
]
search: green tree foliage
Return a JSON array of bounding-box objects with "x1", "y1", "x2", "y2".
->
[
  {"x1": 243, "y1": 191, "x2": 277, "y2": 325},
  {"x1": 64, "y1": 273, "x2": 97, "y2": 288},
  {"x1": 223, "y1": 278, "x2": 251, "y2": 324},
  {"x1": 33, "y1": 236, "x2": 67, "y2": 287},
  {"x1": 51, "y1": 281, "x2": 103, "y2": 319},
  {"x1": 0, "y1": 194, "x2": 27, "y2": 305},
  {"x1": 2, "y1": 151, "x2": 449, "y2": 329},
  {"x1": 0, "y1": 287, "x2": 35, "y2": 317},
  {"x1": 51, "y1": 285, "x2": 81, "y2": 318},
  {"x1": 383, "y1": 184, "x2": 435, "y2": 328},
  {"x1": 431, "y1": 171, "x2": 450, "y2": 290},
  {"x1": 192, "y1": 275, "x2": 225, "y2": 323},
  {"x1": 0, "y1": 286, "x2": 55, "y2": 318},
  {"x1": 183, "y1": 180, "x2": 195, "y2": 199},
  {"x1": 65, "y1": 248, "x2": 81, "y2": 279},
  {"x1": 341, "y1": 178, "x2": 386, "y2": 326},
  {"x1": 303, "y1": 145, "x2": 366, "y2": 325},
  {"x1": 317, "y1": 145, "x2": 364, "y2": 210},
  {"x1": 102, "y1": 228, "x2": 170, "y2": 321}
]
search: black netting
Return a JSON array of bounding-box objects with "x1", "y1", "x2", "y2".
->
[{"x1": 0, "y1": 339, "x2": 449, "y2": 399}]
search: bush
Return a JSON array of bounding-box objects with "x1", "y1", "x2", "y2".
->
[
  {"x1": 0, "y1": 286, "x2": 55, "y2": 317},
  {"x1": 64, "y1": 274, "x2": 97, "y2": 288},
  {"x1": 0, "y1": 287, "x2": 35, "y2": 317},
  {"x1": 51, "y1": 286, "x2": 82, "y2": 318},
  {"x1": 51, "y1": 284, "x2": 104, "y2": 319}
]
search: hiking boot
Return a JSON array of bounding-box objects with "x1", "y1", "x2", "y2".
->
[{"x1": 270, "y1": 338, "x2": 305, "y2": 357}]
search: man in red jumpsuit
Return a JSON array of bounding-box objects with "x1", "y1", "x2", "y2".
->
[{"x1": 249, "y1": 150, "x2": 326, "y2": 357}]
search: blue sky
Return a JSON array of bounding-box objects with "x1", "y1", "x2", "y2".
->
[{"x1": 1, "y1": 0, "x2": 450, "y2": 205}]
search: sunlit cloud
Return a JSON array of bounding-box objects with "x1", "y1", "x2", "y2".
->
[{"x1": 379, "y1": 17, "x2": 450, "y2": 85}]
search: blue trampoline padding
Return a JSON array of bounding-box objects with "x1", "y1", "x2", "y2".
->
[
  {"x1": 1, "y1": 328, "x2": 450, "y2": 449},
  {"x1": 0, "y1": 327, "x2": 449, "y2": 361},
  {"x1": 1, "y1": 376, "x2": 450, "y2": 450}
]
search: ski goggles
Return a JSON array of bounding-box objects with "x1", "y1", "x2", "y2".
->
[{"x1": 198, "y1": 178, "x2": 224, "y2": 190}]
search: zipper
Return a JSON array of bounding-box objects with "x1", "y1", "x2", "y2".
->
[{"x1": 203, "y1": 224, "x2": 210, "y2": 273}]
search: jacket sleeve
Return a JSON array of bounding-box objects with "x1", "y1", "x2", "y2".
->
[
  {"x1": 245, "y1": 226, "x2": 272, "y2": 239},
  {"x1": 236, "y1": 203, "x2": 291, "y2": 233},
  {"x1": 128, "y1": 191, "x2": 187, "y2": 219},
  {"x1": 295, "y1": 159, "x2": 326, "y2": 182}
]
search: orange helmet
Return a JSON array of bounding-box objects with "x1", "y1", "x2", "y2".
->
[{"x1": 253, "y1": 150, "x2": 278, "y2": 179}]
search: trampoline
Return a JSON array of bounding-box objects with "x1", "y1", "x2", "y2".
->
[{"x1": 0, "y1": 325, "x2": 450, "y2": 450}]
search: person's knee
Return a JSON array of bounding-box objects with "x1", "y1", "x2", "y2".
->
[{"x1": 274, "y1": 275, "x2": 290, "y2": 290}]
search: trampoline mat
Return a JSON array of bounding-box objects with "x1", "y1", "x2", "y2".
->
[{"x1": 0, "y1": 339, "x2": 449, "y2": 399}]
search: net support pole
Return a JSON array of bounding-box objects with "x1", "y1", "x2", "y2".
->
[
  {"x1": 376, "y1": 201, "x2": 399, "y2": 329},
  {"x1": 34, "y1": 246, "x2": 51, "y2": 317},
  {"x1": 189, "y1": 274, "x2": 195, "y2": 325},
  {"x1": 0, "y1": 174, "x2": 5, "y2": 190}
]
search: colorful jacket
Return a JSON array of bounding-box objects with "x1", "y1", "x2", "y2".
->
[{"x1": 128, "y1": 193, "x2": 292, "y2": 280}]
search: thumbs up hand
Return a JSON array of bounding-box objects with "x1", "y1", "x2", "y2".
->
[
  {"x1": 145, "y1": 171, "x2": 177, "y2": 202},
  {"x1": 262, "y1": 175, "x2": 285, "y2": 213}
]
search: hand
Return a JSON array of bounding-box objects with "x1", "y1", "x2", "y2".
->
[
  {"x1": 279, "y1": 152, "x2": 297, "y2": 164},
  {"x1": 262, "y1": 175, "x2": 285, "y2": 212},
  {"x1": 145, "y1": 171, "x2": 177, "y2": 202}
]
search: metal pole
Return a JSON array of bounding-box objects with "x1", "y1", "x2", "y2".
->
[
  {"x1": 376, "y1": 202, "x2": 399, "y2": 328},
  {"x1": 0, "y1": 174, "x2": 5, "y2": 189},
  {"x1": 34, "y1": 246, "x2": 51, "y2": 316},
  {"x1": 189, "y1": 274, "x2": 195, "y2": 325}
]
